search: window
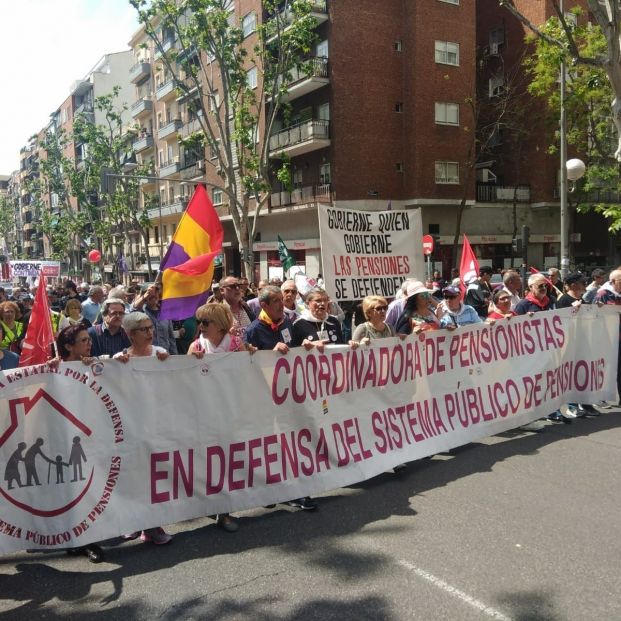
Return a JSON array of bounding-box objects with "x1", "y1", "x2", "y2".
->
[
  {"x1": 316, "y1": 40, "x2": 329, "y2": 58},
  {"x1": 213, "y1": 188, "x2": 223, "y2": 205},
  {"x1": 396, "y1": 162, "x2": 404, "y2": 173},
  {"x1": 435, "y1": 161, "x2": 459, "y2": 184},
  {"x1": 439, "y1": 0, "x2": 459, "y2": 3},
  {"x1": 395, "y1": 102, "x2": 404, "y2": 113},
  {"x1": 242, "y1": 12, "x2": 257, "y2": 37},
  {"x1": 209, "y1": 90, "x2": 220, "y2": 113},
  {"x1": 489, "y1": 27, "x2": 505, "y2": 46},
  {"x1": 210, "y1": 139, "x2": 220, "y2": 160},
  {"x1": 435, "y1": 40, "x2": 459, "y2": 66},
  {"x1": 394, "y1": 40, "x2": 402, "y2": 52},
  {"x1": 154, "y1": 226, "x2": 159, "y2": 244},
  {"x1": 320, "y1": 163, "x2": 331, "y2": 185},
  {"x1": 247, "y1": 67, "x2": 258, "y2": 89},
  {"x1": 435, "y1": 102, "x2": 459, "y2": 125},
  {"x1": 488, "y1": 72, "x2": 505, "y2": 97}
]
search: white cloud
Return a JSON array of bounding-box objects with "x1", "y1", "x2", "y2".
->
[{"x1": 0, "y1": 0, "x2": 139, "y2": 173}]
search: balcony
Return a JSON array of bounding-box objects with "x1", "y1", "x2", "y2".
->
[
  {"x1": 269, "y1": 119, "x2": 330, "y2": 158},
  {"x1": 270, "y1": 183, "x2": 331, "y2": 207},
  {"x1": 180, "y1": 160, "x2": 205, "y2": 179},
  {"x1": 154, "y1": 37, "x2": 176, "y2": 59},
  {"x1": 130, "y1": 60, "x2": 151, "y2": 84},
  {"x1": 180, "y1": 116, "x2": 204, "y2": 138},
  {"x1": 148, "y1": 197, "x2": 188, "y2": 219},
  {"x1": 157, "y1": 118, "x2": 183, "y2": 140},
  {"x1": 133, "y1": 134, "x2": 154, "y2": 153},
  {"x1": 131, "y1": 97, "x2": 153, "y2": 119},
  {"x1": 476, "y1": 184, "x2": 530, "y2": 202},
  {"x1": 266, "y1": 1, "x2": 328, "y2": 43},
  {"x1": 75, "y1": 101, "x2": 95, "y2": 121},
  {"x1": 155, "y1": 79, "x2": 177, "y2": 102},
  {"x1": 160, "y1": 157, "x2": 181, "y2": 178},
  {"x1": 279, "y1": 57, "x2": 329, "y2": 102}
]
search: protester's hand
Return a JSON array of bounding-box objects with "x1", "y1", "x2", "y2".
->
[
  {"x1": 46, "y1": 357, "x2": 61, "y2": 371},
  {"x1": 178, "y1": 327, "x2": 185, "y2": 337},
  {"x1": 446, "y1": 324, "x2": 457, "y2": 331},
  {"x1": 156, "y1": 350, "x2": 170, "y2": 361},
  {"x1": 413, "y1": 325, "x2": 424, "y2": 335},
  {"x1": 360, "y1": 337, "x2": 371, "y2": 346},
  {"x1": 274, "y1": 342, "x2": 290, "y2": 355},
  {"x1": 527, "y1": 312, "x2": 535, "y2": 317},
  {"x1": 485, "y1": 319, "x2": 496, "y2": 326},
  {"x1": 191, "y1": 349, "x2": 205, "y2": 359},
  {"x1": 505, "y1": 313, "x2": 513, "y2": 321},
  {"x1": 348, "y1": 340, "x2": 359, "y2": 349},
  {"x1": 115, "y1": 350, "x2": 130, "y2": 364},
  {"x1": 246, "y1": 344, "x2": 258, "y2": 355},
  {"x1": 80, "y1": 356, "x2": 96, "y2": 366},
  {"x1": 572, "y1": 300, "x2": 582, "y2": 309},
  {"x1": 398, "y1": 333, "x2": 408, "y2": 340}
]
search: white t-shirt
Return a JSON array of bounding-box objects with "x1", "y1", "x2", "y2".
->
[{"x1": 113, "y1": 345, "x2": 167, "y2": 359}]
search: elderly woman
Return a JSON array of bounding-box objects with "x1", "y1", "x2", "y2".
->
[
  {"x1": 515, "y1": 274, "x2": 555, "y2": 314},
  {"x1": 53, "y1": 325, "x2": 104, "y2": 563},
  {"x1": 488, "y1": 289, "x2": 517, "y2": 320},
  {"x1": 187, "y1": 303, "x2": 254, "y2": 532},
  {"x1": 0, "y1": 301, "x2": 24, "y2": 353},
  {"x1": 114, "y1": 312, "x2": 172, "y2": 544},
  {"x1": 395, "y1": 282, "x2": 441, "y2": 334},
  {"x1": 437, "y1": 286, "x2": 482, "y2": 329},
  {"x1": 188, "y1": 304, "x2": 249, "y2": 355},
  {"x1": 0, "y1": 323, "x2": 19, "y2": 370},
  {"x1": 353, "y1": 296, "x2": 395, "y2": 343},
  {"x1": 292, "y1": 289, "x2": 357, "y2": 348},
  {"x1": 59, "y1": 298, "x2": 92, "y2": 332}
]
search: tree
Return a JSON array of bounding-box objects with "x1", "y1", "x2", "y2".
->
[
  {"x1": 523, "y1": 12, "x2": 621, "y2": 231},
  {"x1": 30, "y1": 88, "x2": 155, "y2": 278},
  {"x1": 129, "y1": 0, "x2": 320, "y2": 278}
]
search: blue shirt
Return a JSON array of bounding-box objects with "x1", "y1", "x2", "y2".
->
[
  {"x1": 81, "y1": 298, "x2": 102, "y2": 324},
  {"x1": 0, "y1": 349, "x2": 19, "y2": 370}
]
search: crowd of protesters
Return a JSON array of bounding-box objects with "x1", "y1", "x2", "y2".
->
[{"x1": 1, "y1": 265, "x2": 620, "y2": 561}]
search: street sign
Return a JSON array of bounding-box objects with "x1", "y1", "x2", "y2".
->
[{"x1": 422, "y1": 234, "x2": 434, "y2": 256}]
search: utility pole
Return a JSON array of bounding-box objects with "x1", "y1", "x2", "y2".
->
[{"x1": 559, "y1": 0, "x2": 570, "y2": 279}]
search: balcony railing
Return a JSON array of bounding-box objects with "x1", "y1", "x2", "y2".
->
[
  {"x1": 155, "y1": 79, "x2": 177, "y2": 101},
  {"x1": 133, "y1": 134, "x2": 154, "y2": 153},
  {"x1": 130, "y1": 60, "x2": 151, "y2": 84},
  {"x1": 269, "y1": 119, "x2": 330, "y2": 158},
  {"x1": 270, "y1": 183, "x2": 331, "y2": 207},
  {"x1": 552, "y1": 187, "x2": 621, "y2": 204},
  {"x1": 278, "y1": 57, "x2": 329, "y2": 102},
  {"x1": 266, "y1": 0, "x2": 328, "y2": 42},
  {"x1": 476, "y1": 183, "x2": 530, "y2": 202},
  {"x1": 157, "y1": 118, "x2": 183, "y2": 140},
  {"x1": 154, "y1": 37, "x2": 176, "y2": 59},
  {"x1": 180, "y1": 160, "x2": 205, "y2": 179},
  {"x1": 131, "y1": 97, "x2": 153, "y2": 118},
  {"x1": 160, "y1": 158, "x2": 181, "y2": 178},
  {"x1": 148, "y1": 198, "x2": 188, "y2": 219}
]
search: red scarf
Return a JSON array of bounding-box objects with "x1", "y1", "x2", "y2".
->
[{"x1": 525, "y1": 292, "x2": 550, "y2": 309}]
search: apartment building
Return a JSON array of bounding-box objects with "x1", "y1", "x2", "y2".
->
[
  {"x1": 474, "y1": 0, "x2": 617, "y2": 270},
  {"x1": 128, "y1": 0, "x2": 478, "y2": 280}
]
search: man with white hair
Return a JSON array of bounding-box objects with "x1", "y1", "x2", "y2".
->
[
  {"x1": 81, "y1": 285, "x2": 105, "y2": 324},
  {"x1": 281, "y1": 279, "x2": 302, "y2": 321}
]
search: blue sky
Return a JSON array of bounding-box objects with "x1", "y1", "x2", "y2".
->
[{"x1": 0, "y1": 0, "x2": 139, "y2": 174}]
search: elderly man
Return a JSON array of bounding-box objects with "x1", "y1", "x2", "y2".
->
[
  {"x1": 87, "y1": 298, "x2": 131, "y2": 357},
  {"x1": 81, "y1": 285, "x2": 106, "y2": 324},
  {"x1": 281, "y1": 279, "x2": 301, "y2": 321},
  {"x1": 244, "y1": 286, "x2": 317, "y2": 511},
  {"x1": 596, "y1": 269, "x2": 621, "y2": 405},
  {"x1": 247, "y1": 279, "x2": 269, "y2": 316},
  {"x1": 515, "y1": 273, "x2": 555, "y2": 314},
  {"x1": 501, "y1": 271, "x2": 522, "y2": 310},
  {"x1": 130, "y1": 283, "x2": 178, "y2": 354},
  {"x1": 220, "y1": 276, "x2": 255, "y2": 338}
]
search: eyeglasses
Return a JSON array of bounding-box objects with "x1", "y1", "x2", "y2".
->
[
  {"x1": 108, "y1": 310, "x2": 126, "y2": 317},
  {"x1": 134, "y1": 325, "x2": 154, "y2": 333},
  {"x1": 497, "y1": 297, "x2": 511, "y2": 303},
  {"x1": 224, "y1": 283, "x2": 241, "y2": 289},
  {"x1": 198, "y1": 319, "x2": 213, "y2": 326},
  {"x1": 535, "y1": 284, "x2": 547, "y2": 290},
  {"x1": 283, "y1": 289, "x2": 298, "y2": 294},
  {"x1": 374, "y1": 306, "x2": 388, "y2": 312},
  {"x1": 311, "y1": 299, "x2": 329, "y2": 305}
]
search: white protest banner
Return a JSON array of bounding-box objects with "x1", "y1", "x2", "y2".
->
[
  {"x1": 317, "y1": 204, "x2": 423, "y2": 301},
  {"x1": 10, "y1": 260, "x2": 61, "y2": 278},
  {"x1": 0, "y1": 307, "x2": 617, "y2": 553}
]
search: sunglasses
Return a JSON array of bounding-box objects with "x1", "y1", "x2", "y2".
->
[
  {"x1": 497, "y1": 297, "x2": 511, "y2": 303},
  {"x1": 283, "y1": 289, "x2": 298, "y2": 294},
  {"x1": 134, "y1": 325, "x2": 154, "y2": 333},
  {"x1": 535, "y1": 284, "x2": 547, "y2": 290},
  {"x1": 198, "y1": 319, "x2": 213, "y2": 326},
  {"x1": 374, "y1": 306, "x2": 388, "y2": 312}
]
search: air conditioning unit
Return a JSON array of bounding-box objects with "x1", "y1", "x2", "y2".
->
[
  {"x1": 490, "y1": 42, "x2": 499, "y2": 55},
  {"x1": 479, "y1": 168, "x2": 497, "y2": 183}
]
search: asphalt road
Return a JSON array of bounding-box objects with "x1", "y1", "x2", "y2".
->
[{"x1": 1, "y1": 408, "x2": 621, "y2": 621}]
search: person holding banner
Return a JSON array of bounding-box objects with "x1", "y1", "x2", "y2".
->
[
  {"x1": 353, "y1": 296, "x2": 395, "y2": 342},
  {"x1": 394, "y1": 283, "x2": 441, "y2": 334},
  {"x1": 488, "y1": 290, "x2": 517, "y2": 320},
  {"x1": 0, "y1": 301, "x2": 24, "y2": 353},
  {"x1": 514, "y1": 274, "x2": 555, "y2": 315},
  {"x1": 437, "y1": 286, "x2": 482, "y2": 329},
  {"x1": 0, "y1": 322, "x2": 19, "y2": 370}
]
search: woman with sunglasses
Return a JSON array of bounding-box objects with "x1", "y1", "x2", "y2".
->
[
  {"x1": 114, "y1": 313, "x2": 173, "y2": 545},
  {"x1": 488, "y1": 289, "x2": 517, "y2": 320},
  {"x1": 187, "y1": 303, "x2": 255, "y2": 532},
  {"x1": 395, "y1": 282, "x2": 441, "y2": 334},
  {"x1": 353, "y1": 296, "x2": 395, "y2": 344},
  {"x1": 514, "y1": 274, "x2": 555, "y2": 315}
]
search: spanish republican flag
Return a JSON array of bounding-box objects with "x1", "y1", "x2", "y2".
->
[
  {"x1": 19, "y1": 271, "x2": 55, "y2": 367},
  {"x1": 159, "y1": 184, "x2": 224, "y2": 320}
]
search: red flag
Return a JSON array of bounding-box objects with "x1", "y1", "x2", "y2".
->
[
  {"x1": 459, "y1": 234, "x2": 479, "y2": 298},
  {"x1": 19, "y1": 272, "x2": 55, "y2": 367}
]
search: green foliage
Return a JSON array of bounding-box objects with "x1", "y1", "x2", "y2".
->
[
  {"x1": 525, "y1": 13, "x2": 621, "y2": 226},
  {"x1": 129, "y1": 0, "x2": 319, "y2": 275}
]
